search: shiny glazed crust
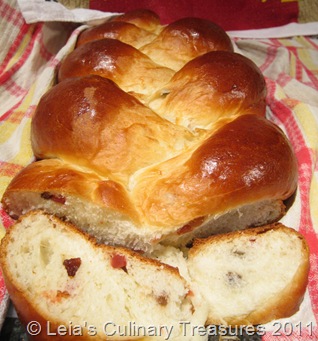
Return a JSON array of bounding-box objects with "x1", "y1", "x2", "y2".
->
[
  {"x1": 0, "y1": 9, "x2": 307, "y2": 337},
  {"x1": 2, "y1": 9, "x2": 298, "y2": 251}
]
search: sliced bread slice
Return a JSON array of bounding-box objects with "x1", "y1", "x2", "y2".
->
[
  {"x1": 187, "y1": 223, "x2": 310, "y2": 326},
  {"x1": 0, "y1": 210, "x2": 207, "y2": 340}
]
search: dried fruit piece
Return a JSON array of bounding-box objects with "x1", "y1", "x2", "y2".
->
[{"x1": 63, "y1": 257, "x2": 82, "y2": 277}]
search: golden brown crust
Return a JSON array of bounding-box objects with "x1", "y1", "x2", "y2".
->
[
  {"x1": 0, "y1": 8, "x2": 306, "y2": 333},
  {"x1": 133, "y1": 115, "x2": 298, "y2": 227},
  {"x1": 1, "y1": 159, "x2": 141, "y2": 224},
  {"x1": 76, "y1": 21, "x2": 157, "y2": 49},
  {"x1": 58, "y1": 39, "x2": 174, "y2": 98},
  {"x1": 13, "y1": 48, "x2": 298, "y2": 238},
  {"x1": 140, "y1": 17, "x2": 233, "y2": 70},
  {"x1": 110, "y1": 9, "x2": 162, "y2": 33},
  {"x1": 17, "y1": 111, "x2": 298, "y2": 232},
  {"x1": 3, "y1": 8, "x2": 298, "y2": 247},
  {"x1": 149, "y1": 51, "x2": 267, "y2": 129},
  {"x1": 31, "y1": 75, "x2": 191, "y2": 184}
]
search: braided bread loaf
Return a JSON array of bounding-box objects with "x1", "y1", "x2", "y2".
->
[
  {"x1": 0, "y1": 9, "x2": 309, "y2": 336},
  {"x1": 2, "y1": 9, "x2": 297, "y2": 253}
]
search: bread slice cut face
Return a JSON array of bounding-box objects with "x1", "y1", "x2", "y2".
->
[
  {"x1": 0, "y1": 211, "x2": 207, "y2": 340},
  {"x1": 0, "y1": 211, "x2": 309, "y2": 338},
  {"x1": 187, "y1": 223, "x2": 310, "y2": 325}
]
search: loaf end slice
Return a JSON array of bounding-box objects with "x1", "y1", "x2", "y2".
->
[
  {"x1": 0, "y1": 211, "x2": 207, "y2": 340},
  {"x1": 187, "y1": 223, "x2": 310, "y2": 326}
]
